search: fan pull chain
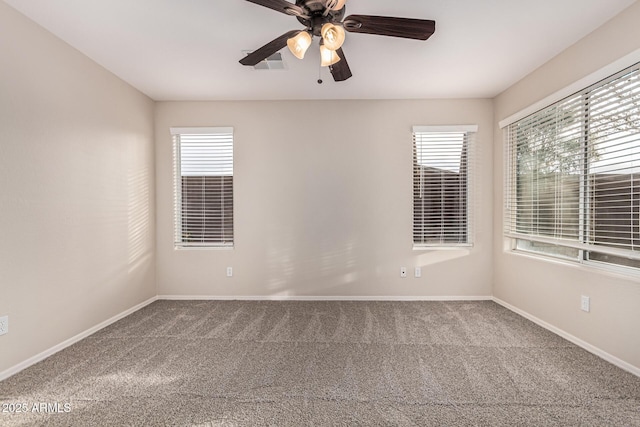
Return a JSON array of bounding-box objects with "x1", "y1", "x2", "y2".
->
[{"x1": 317, "y1": 63, "x2": 323, "y2": 84}]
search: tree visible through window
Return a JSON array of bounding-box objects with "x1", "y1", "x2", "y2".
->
[{"x1": 505, "y1": 63, "x2": 640, "y2": 270}]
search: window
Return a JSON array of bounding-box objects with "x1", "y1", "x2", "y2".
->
[
  {"x1": 505, "y1": 63, "x2": 640, "y2": 271},
  {"x1": 171, "y1": 127, "x2": 234, "y2": 248},
  {"x1": 413, "y1": 126, "x2": 477, "y2": 248}
]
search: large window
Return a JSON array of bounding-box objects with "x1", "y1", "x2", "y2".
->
[
  {"x1": 171, "y1": 127, "x2": 234, "y2": 248},
  {"x1": 413, "y1": 126, "x2": 476, "y2": 247},
  {"x1": 505, "y1": 63, "x2": 640, "y2": 271}
]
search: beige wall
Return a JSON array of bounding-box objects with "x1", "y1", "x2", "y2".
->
[
  {"x1": 4, "y1": 0, "x2": 638, "y2": 379},
  {"x1": 155, "y1": 99, "x2": 494, "y2": 298},
  {"x1": 493, "y1": 1, "x2": 640, "y2": 370},
  {"x1": 0, "y1": 2, "x2": 156, "y2": 374}
]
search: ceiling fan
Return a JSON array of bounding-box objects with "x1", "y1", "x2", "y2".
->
[{"x1": 239, "y1": 0, "x2": 436, "y2": 82}]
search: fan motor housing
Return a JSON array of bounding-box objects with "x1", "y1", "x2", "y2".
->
[{"x1": 295, "y1": 0, "x2": 346, "y2": 35}]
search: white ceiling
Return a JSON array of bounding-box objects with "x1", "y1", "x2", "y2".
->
[{"x1": 4, "y1": 0, "x2": 636, "y2": 101}]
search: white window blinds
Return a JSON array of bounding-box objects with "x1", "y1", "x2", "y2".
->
[
  {"x1": 171, "y1": 127, "x2": 234, "y2": 248},
  {"x1": 505, "y1": 63, "x2": 640, "y2": 269},
  {"x1": 413, "y1": 126, "x2": 477, "y2": 247}
]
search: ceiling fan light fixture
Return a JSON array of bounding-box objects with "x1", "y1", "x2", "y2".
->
[
  {"x1": 287, "y1": 31, "x2": 312, "y2": 60},
  {"x1": 328, "y1": 0, "x2": 347, "y2": 11},
  {"x1": 321, "y1": 23, "x2": 345, "y2": 51},
  {"x1": 320, "y1": 44, "x2": 341, "y2": 67},
  {"x1": 240, "y1": 0, "x2": 437, "y2": 83}
]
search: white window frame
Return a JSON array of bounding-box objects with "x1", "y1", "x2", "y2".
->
[
  {"x1": 171, "y1": 127, "x2": 234, "y2": 249},
  {"x1": 502, "y1": 60, "x2": 640, "y2": 274},
  {"x1": 412, "y1": 125, "x2": 477, "y2": 249}
]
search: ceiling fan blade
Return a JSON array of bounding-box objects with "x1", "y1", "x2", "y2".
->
[
  {"x1": 245, "y1": 0, "x2": 306, "y2": 17},
  {"x1": 343, "y1": 15, "x2": 436, "y2": 41},
  {"x1": 240, "y1": 30, "x2": 301, "y2": 66},
  {"x1": 329, "y1": 48, "x2": 352, "y2": 82}
]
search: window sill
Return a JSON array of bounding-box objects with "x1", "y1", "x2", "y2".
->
[
  {"x1": 413, "y1": 243, "x2": 473, "y2": 251},
  {"x1": 507, "y1": 248, "x2": 640, "y2": 280},
  {"x1": 174, "y1": 245, "x2": 234, "y2": 251}
]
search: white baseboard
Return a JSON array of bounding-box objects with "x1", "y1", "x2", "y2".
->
[
  {"x1": 493, "y1": 297, "x2": 640, "y2": 378},
  {"x1": 0, "y1": 296, "x2": 158, "y2": 382},
  {"x1": 157, "y1": 295, "x2": 494, "y2": 302}
]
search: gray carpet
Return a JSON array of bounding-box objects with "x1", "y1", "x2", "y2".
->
[{"x1": 1, "y1": 300, "x2": 639, "y2": 426}]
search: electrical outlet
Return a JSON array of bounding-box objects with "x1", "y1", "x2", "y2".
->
[
  {"x1": 400, "y1": 267, "x2": 407, "y2": 278},
  {"x1": 415, "y1": 267, "x2": 422, "y2": 278},
  {"x1": 226, "y1": 267, "x2": 233, "y2": 277},
  {"x1": 581, "y1": 295, "x2": 590, "y2": 313},
  {"x1": 0, "y1": 316, "x2": 8, "y2": 336}
]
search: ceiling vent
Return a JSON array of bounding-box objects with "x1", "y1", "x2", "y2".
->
[{"x1": 242, "y1": 51, "x2": 287, "y2": 70}]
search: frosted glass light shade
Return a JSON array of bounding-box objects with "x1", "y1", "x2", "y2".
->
[
  {"x1": 320, "y1": 44, "x2": 341, "y2": 67},
  {"x1": 330, "y1": 0, "x2": 347, "y2": 10},
  {"x1": 287, "y1": 31, "x2": 312, "y2": 59},
  {"x1": 321, "y1": 23, "x2": 345, "y2": 51}
]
